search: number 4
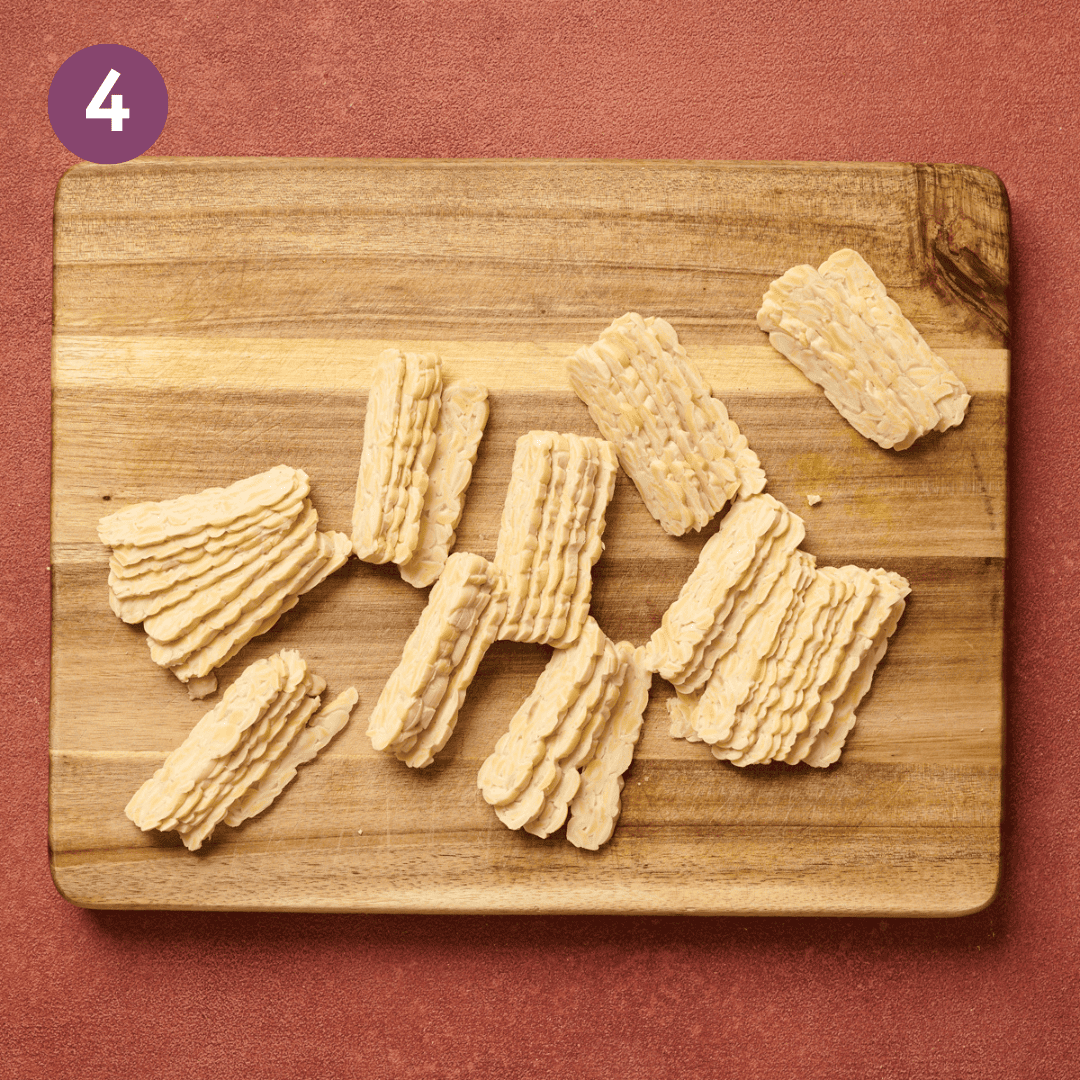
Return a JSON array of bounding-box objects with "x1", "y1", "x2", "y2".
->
[{"x1": 86, "y1": 69, "x2": 130, "y2": 131}]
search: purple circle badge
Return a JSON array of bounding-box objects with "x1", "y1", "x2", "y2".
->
[{"x1": 48, "y1": 45, "x2": 168, "y2": 164}]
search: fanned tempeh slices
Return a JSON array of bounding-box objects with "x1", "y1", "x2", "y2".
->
[
  {"x1": 756, "y1": 248, "x2": 970, "y2": 450},
  {"x1": 352, "y1": 348, "x2": 489, "y2": 584},
  {"x1": 478, "y1": 616, "x2": 652, "y2": 850},
  {"x1": 493, "y1": 430, "x2": 619, "y2": 648},
  {"x1": 647, "y1": 493, "x2": 910, "y2": 768},
  {"x1": 366, "y1": 552, "x2": 507, "y2": 768},
  {"x1": 125, "y1": 649, "x2": 358, "y2": 851},
  {"x1": 98, "y1": 465, "x2": 352, "y2": 697},
  {"x1": 568, "y1": 312, "x2": 765, "y2": 536}
]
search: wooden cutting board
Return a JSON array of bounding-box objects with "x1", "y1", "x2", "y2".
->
[{"x1": 50, "y1": 158, "x2": 1008, "y2": 915}]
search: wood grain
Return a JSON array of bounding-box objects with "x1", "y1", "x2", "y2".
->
[{"x1": 50, "y1": 158, "x2": 1008, "y2": 914}]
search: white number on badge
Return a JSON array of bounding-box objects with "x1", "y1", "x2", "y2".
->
[{"x1": 85, "y1": 69, "x2": 131, "y2": 131}]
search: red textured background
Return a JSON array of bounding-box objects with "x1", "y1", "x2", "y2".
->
[{"x1": 3, "y1": 2, "x2": 1078, "y2": 1077}]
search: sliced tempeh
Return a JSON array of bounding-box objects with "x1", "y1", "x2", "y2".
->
[
  {"x1": 98, "y1": 467, "x2": 350, "y2": 692},
  {"x1": 125, "y1": 650, "x2": 357, "y2": 851},
  {"x1": 223, "y1": 687, "x2": 359, "y2": 826},
  {"x1": 566, "y1": 643, "x2": 652, "y2": 851},
  {"x1": 118, "y1": 505, "x2": 318, "y2": 632},
  {"x1": 643, "y1": 494, "x2": 805, "y2": 693},
  {"x1": 568, "y1": 313, "x2": 765, "y2": 536},
  {"x1": 685, "y1": 548, "x2": 817, "y2": 748},
  {"x1": 480, "y1": 620, "x2": 651, "y2": 848},
  {"x1": 787, "y1": 568, "x2": 909, "y2": 767},
  {"x1": 352, "y1": 348, "x2": 442, "y2": 566},
  {"x1": 163, "y1": 530, "x2": 352, "y2": 683},
  {"x1": 756, "y1": 248, "x2": 970, "y2": 450},
  {"x1": 493, "y1": 431, "x2": 618, "y2": 648},
  {"x1": 478, "y1": 616, "x2": 607, "y2": 809},
  {"x1": 515, "y1": 636, "x2": 623, "y2": 837},
  {"x1": 107, "y1": 487, "x2": 309, "y2": 571},
  {"x1": 399, "y1": 382, "x2": 489, "y2": 588},
  {"x1": 99, "y1": 465, "x2": 307, "y2": 549},
  {"x1": 711, "y1": 566, "x2": 854, "y2": 764},
  {"x1": 108, "y1": 504, "x2": 297, "y2": 594},
  {"x1": 366, "y1": 552, "x2": 507, "y2": 767}
]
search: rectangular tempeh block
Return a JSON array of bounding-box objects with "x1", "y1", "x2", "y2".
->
[
  {"x1": 493, "y1": 430, "x2": 618, "y2": 648},
  {"x1": 756, "y1": 248, "x2": 971, "y2": 450},
  {"x1": 568, "y1": 312, "x2": 765, "y2": 536}
]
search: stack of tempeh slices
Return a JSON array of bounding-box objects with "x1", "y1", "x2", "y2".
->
[
  {"x1": 568, "y1": 312, "x2": 766, "y2": 536},
  {"x1": 98, "y1": 465, "x2": 352, "y2": 698},
  {"x1": 478, "y1": 617, "x2": 652, "y2": 850},
  {"x1": 351, "y1": 348, "x2": 489, "y2": 588},
  {"x1": 645, "y1": 493, "x2": 909, "y2": 767},
  {"x1": 757, "y1": 248, "x2": 970, "y2": 450},
  {"x1": 126, "y1": 649, "x2": 357, "y2": 851}
]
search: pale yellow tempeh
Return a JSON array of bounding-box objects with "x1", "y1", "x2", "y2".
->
[
  {"x1": 756, "y1": 248, "x2": 970, "y2": 450},
  {"x1": 106, "y1": 486, "x2": 308, "y2": 571},
  {"x1": 478, "y1": 616, "x2": 607, "y2": 808},
  {"x1": 130, "y1": 506, "x2": 319, "y2": 638},
  {"x1": 99, "y1": 465, "x2": 307, "y2": 549},
  {"x1": 399, "y1": 382, "x2": 489, "y2": 589},
  {"x1": 566, "y1": 643, "x2": 652, "y2": 851},
  {"x1": 545, "y1": 439, "x2": 619, "y2": 649},
  {"x1": 171, "y1": 672, "x2": 325, "y2": 850},
  {"x1": 711, "y1": 567, "x2": 854, "y2": 764},
  {"x1": 493, "y1": 431, "x2": 618, "y2": 647},
  {"x1": 352, "y1": 348, "x2": 442, "y2": 565},
  {"x1": 688, "y1": 549, "x2": 817, "y2": 748},
  {"x1": 494, "y1": 430, "x2": 560, "y2": 634},
  {"x1": 163, "y1": 530, "x2": 351, "y2": 682},
  {"x1": 643, "y1": 493, "x2": 804, "y2": 694},
  {"x1": 366, "y1": 553, "x2": 506, "y2": 766},
  {"x1": 107, "y1": 504, "x2": 298, "y2": 601},
  {"x1": 515, "y1": 636, "x2": 623, "y2": 837},
  {"x1": 568, "y1": 313, "x2": 765, "y2": 536},
  {"x1": 788, "y1": 569, "x2": 909, "y2": 767},
  {"x1": 396, "y1": 589, "x2": 506, "y2": 769},
  {"x1": 668, "y1": 546, "x2": 909, "y2": 768},
  {"x1": 480, "y1": 622, "x2": 651, "y2": 848},
  {"x1": 146, "y1": 527, "x2": 324, "y2": 665},
  {"x1": 125, "y1": 650, "x2": 357, "y2": 851},
  {"x1": 99, "y1": 467, "x2": 351, "y2": 692},
  {"x1": 223, "y1": 687, "x2": 359, "y2": 825}
]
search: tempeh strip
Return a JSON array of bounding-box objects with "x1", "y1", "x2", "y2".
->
[
  {"x1": 494, "y1": 431, "x2": 618, "y2": 647},
  {"x1": 519, "y1": 637, "x2": 623, "y2": 837},
  {"x1": 366, "y1": 553, "x2": 505, "y2": 765},
  {"x1": 131, "y1": 505, "x2": 319, "y2": 636},
  {"x1": 99, "y1": 465, "x2": 307, "y2": 549},
  {"x1": 163, "y1": 531, "x2": 352, "y2": 682},
  {"x1": 478, "y1": 617, "x2": 606, "y2": 808},
  {"x1": 566, "y1": 643, "x2": 652, "y2": 851},
  {"x1": 352, "y1": 349, "x2": 442, "y2": 565},
  {"x1": 224, "y1": 687, "x2": 358, "y2": 825},
  {"x1": 790, "y1": 569, "x2": 910, "y2": 766},
  {"x1": 399, "y1": 382, "x2": 489, "y2": 588},
  {"x1": 126, "y1": 651, "x2": 357, "y2": 851},
  {"x1": 644, "y1": 494, "x2": 803, "y2": 693}
]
